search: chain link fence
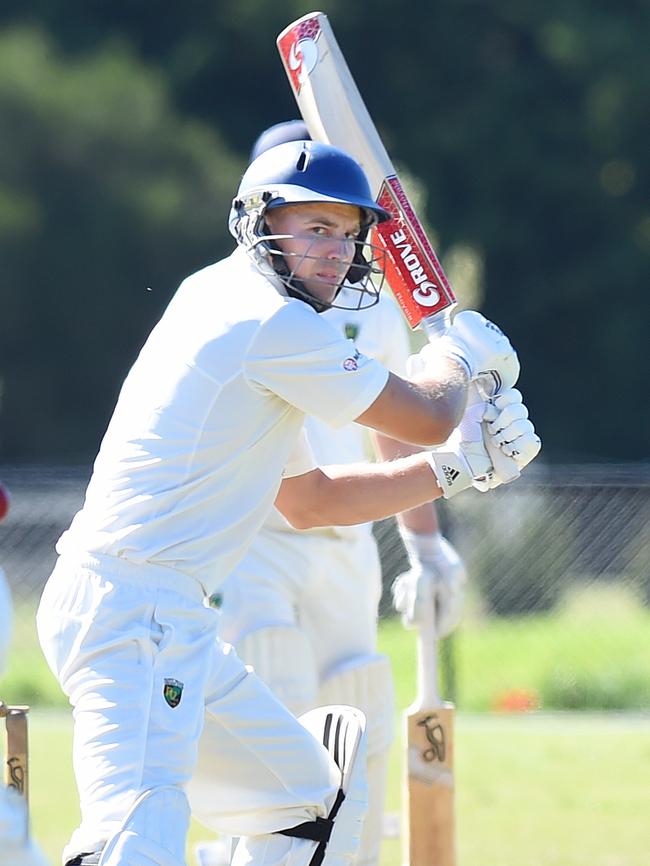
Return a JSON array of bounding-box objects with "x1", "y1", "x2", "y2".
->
[
  {"x1": 376, "y1": 462, "x2": 650, "y2": 610},
  {"x1": 1, "y1": 463, "x2": 649, "y2": 709}
]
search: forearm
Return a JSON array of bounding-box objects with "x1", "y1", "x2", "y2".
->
[
  {"x1": 355, "y1": 358, "x2": 468, "y2": 446},
  {"x1": 281, "y1": 454, "x2": 442, "y2": 529},
  {"x1": 372, "y1": 432, "x2": 440, "y2": 534}
]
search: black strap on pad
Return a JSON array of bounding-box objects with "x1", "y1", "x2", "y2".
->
[{"x1": 278, "y1": 789, "x2": 346, "y2": 866}]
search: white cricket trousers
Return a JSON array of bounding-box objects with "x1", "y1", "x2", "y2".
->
[{"x1": 37, "y1": 553, "x2": 341, "y2": 863}]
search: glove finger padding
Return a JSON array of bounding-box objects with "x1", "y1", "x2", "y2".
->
[
  {"x1": 427, "y1": 384, "x2": 541, "y2": 498},
  {"x1": 499, "y1": 428, "x2": 541, "y2": 465},
  {"x1": 484, "y1": 409, "x2": 541, "y2": 468},
  {"x1": 490, "y1": 417, "x2": 534, "y2": 445},
  {"x1": 486, "y1": 402, "x2": 529, "y2": 433},
  {"x1": 483, "y1": 387, "x2": 540, "y2": 468}
]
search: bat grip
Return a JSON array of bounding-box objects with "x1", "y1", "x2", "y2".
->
[
  {"x1": 472, "y1": 376, "x2": 520, "y2": 483},
  {"x1": 421, "y1": 310, "x2": 453, "y2": 339},
  {"x1": 420, "y1": 315, "x2": 520, "y2": 484},
  {"x1": 414, "y1": 581, "x2": 441, "y2": 710}
]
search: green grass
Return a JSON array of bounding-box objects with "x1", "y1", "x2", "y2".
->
[
  {"x1": 27, "y1": 710, "x2": 650, "y2": 866},
  {"x1": 7, "y1": 586, "x2": 650, "y2": 865}
]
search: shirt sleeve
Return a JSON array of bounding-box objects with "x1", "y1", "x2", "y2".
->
[
  {"x1": 377, "y1": 292, "x2": 412, "y2": 377},
  {"x1": 245, "y1": 302, "x2": 389, "y2": 428},
  {"x1": 282, "y1": 427, "x2": 317, "y2": 478}
]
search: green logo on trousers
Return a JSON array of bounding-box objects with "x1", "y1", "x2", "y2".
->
[{"x1": 163, "y1": 678, "x2": 184, "y2": 708}]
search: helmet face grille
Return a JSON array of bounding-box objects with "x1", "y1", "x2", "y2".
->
[
  {"x1": 260, "y1": 234, "x2": 386, "y2": 314},
  {"x1": 228, "y1": 140, "x2": 389, "y2": 313}
]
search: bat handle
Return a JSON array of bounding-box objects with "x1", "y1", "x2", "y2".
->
[
  {"x1": 420, "y1": 314, "x2": 520, "y2": 484},
  {"x1": 421, "y1": 310, "x2": 453, "y2": 339},
  {"x1": 414, "y1": 578, "x2": 441, "y2": 710},
  {"x1": 472, "y1": 376, "x2": 520, "y2": 483}
]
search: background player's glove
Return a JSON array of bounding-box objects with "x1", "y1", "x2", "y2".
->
[
  {"x1": 392, "y1": 530, "x2": 467, "y2": 638},
  {"x1": 408, "y1": 310, "x2": 520, "y2": 391},
  {"x1": 426, "y1": 386, "x2": 540, "y2": 498}
]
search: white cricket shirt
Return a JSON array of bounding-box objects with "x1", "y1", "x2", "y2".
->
[
  {"x1": 57, "y1": 249, "x2": 388, "y2": 592},
  {"x1": 263, "y1": 287, "x2": 411, "y2": 538}
]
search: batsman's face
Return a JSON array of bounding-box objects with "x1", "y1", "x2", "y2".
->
[{"x1": 265, "y1": 203, "x2": 362, "y2": 304}]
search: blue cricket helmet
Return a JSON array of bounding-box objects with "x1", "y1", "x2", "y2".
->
[
  {"x1": 229, "y1": 140, "x2": 389, "y2": 239},
  {"x1": 229, "y1": 139, "x2": 388, "y2": 312}
]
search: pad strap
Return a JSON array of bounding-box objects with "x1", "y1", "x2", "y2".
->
[
  {"x1": 277, "y1": 789, "x2": 345, "y2": 865},
  {"x1": 279, "y1": 816, "x2": 333, "y2": 843},
  {"x1": 65, "y1": 854, "x2": 101, "y2": 866}
]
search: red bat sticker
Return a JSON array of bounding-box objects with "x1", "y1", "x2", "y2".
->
[
  {"x1": 375, "y1": 177, "x2": 456, "y2": 327},
  {"x1": 277, "y1": 18, "x2": 322, "y2": 95}
]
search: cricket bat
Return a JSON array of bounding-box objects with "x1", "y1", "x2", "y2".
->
[
  {"x1": 1, "y1": 702, "x2": 30, "y2": 830},
  {"x1": 277, "y1": 11, "x2": 519, "y2": 487}
]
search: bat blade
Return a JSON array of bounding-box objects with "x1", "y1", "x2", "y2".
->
[
  {"x1": 405, "y1": 702, "x2": 456, "y2": 866},
  {"x1": 277, "y1": 12, "x2": 456, "y2": 333},
  {"x1": 1, "y1": 702, "x2": 29, "y2": 834},
  {"x1": 400, "y1": 585, "x2": 456, "y2": 866}
]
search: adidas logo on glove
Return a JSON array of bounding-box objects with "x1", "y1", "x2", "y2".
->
[{"x1": 442, "y1": 464, "x2": 460, "y2": 486}]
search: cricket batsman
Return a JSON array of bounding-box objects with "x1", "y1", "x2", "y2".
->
[
  {"x1": 37, "y1": 140, "x2": 540, "y2": 866},
  {"x1": 192, "y1": 121, "x2": 468, "y2": 866}
]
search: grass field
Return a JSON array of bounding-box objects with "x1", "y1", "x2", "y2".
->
[
  {"x1": 26, "y1": 706, "x2": 650, "y2": 866},
  {"x1": 5, "y1": 586, "x2": 650, "y2": 865}
]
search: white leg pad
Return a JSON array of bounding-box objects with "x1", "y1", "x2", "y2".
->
[
  {"x1": 231, "y1": 706, "x2": 368, "y2": 866},
  {"x1": 356, "y1": 748, "x2": 389, "y2": 866},
  {"x1": 235, "y1": 626, "x2": 319, "y2": 716},
  {"x1": 317, "y1": 656, "x2": 395, "y2": 866},
  {"x1": 317, "y1": 655, "x2": 395, "y2": 758},
  {"x1": 97, "y1": 787, "x2": 190, "y2": 866}
]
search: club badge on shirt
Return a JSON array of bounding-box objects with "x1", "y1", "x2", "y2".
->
[
  {"x1": 163, "y1": 677, "x2": 184, "y2": 708},
  {"x1": 344, "y1": 323, "x2": 360, "y2": 341}
]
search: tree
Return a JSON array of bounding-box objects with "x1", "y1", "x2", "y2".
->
[
  {"x1": 0, "y1": 1, "x2": 648, "y2": 460},
  {"x1": 0, "y1": 27, "x2": 243, "y2": 458}
]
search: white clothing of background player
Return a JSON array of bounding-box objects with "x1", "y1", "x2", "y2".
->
[
  {"x1": 0, "y1": 487, "x2": 50, "y2": 866},
  {"x1": 192, "y1": 122, "x2": 467, "y2": 866},
  {"x1": 36, "y1": 140, "x2": 540, "y2": 866}
]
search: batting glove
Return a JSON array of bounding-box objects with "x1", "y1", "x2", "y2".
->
[
  {"x1": 481, "y1": 387, "x2": 541, "y2": 483},
  {"x1": 392, "y1": 530, "x2": 467, "y2": 638},
  {"x1": 426, "y1": 386, "x2": 541, "y2": 497},
  {"x1": 408, "y1": 310, "x2": 520, "y2": 392},
  {"x1": 426, "y1": 386, "x2": 492, "y2": 497}
]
